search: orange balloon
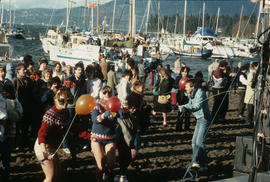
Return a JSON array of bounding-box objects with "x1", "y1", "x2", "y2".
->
[{"x1": 75, "y1": 94, "x2": 96, "y2": 115}]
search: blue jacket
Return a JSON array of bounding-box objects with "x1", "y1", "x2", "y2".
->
[{"x1": 180, "y1": 88, "x2": 211, "y2": 120}]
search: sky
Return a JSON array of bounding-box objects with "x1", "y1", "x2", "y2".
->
[{"x1": 0, "y1": 0, "x2": 112, "y2": 9}]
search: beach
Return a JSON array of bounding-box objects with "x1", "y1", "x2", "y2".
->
[{"x1": 9, "y1": 86, "x2": 253, "y2": 182}]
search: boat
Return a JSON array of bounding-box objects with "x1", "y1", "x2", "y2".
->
[
  {"x1": 40, "y1": 0, "x2": 151, "y2": 67},
  {"x1": 173, "y1": 39, "x2": 213, "y2": 59}
]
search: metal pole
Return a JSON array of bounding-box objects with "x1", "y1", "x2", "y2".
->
[{"x1": 97, "y1": 0, "x2": 100, "y2": 33}]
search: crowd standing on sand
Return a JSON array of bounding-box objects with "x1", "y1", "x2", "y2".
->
[{"x1": 0, "y1": 52, "x2": 258, "y2": 182}]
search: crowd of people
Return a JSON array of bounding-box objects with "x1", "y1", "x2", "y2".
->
[{"x1": 0, "y1": 52, "x2": 259, "y2": 182}]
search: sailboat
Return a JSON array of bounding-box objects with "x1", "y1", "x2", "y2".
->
[
  {"x1": 173, "y1": 1, "x2": 213, "y2": 59},
  {"x1": 40, "y1": 0, "x2": 102, "y2": 66},
  {"x1": 40, "y1": 0, "x2": 143, "y2": 67},
  {"x1": 1, "y1": 0, "x2": 25, "y2": 39}
]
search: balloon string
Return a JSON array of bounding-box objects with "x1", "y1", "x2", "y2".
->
[{"x1": 51, "y1": 113, "x2": 78, "y2": 158}]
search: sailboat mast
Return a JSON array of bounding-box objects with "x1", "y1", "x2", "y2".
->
[
  {"x1": 215, "y1": 7, "x2": 220, "y2": 34},
  {"x1": 174, "y1": 15, "x2": 178, "y2": 35},
  {"x1": 236, "y1": 5, "x2": 244, "y2": 40},
  {"x1": 91, "y1": 0, "x2": 94, "y2": 32},
  {"x1": 255, "y1": 2, "x2": 262, "y2": 38},
  {"x1": 97, "y1": 0, "x2": 100, "y2": 33},
  {"x1": 132, "y1": 0, "x2": 136, "y2": 37},
  {"x1": 103, "y1": 16, "x2": 106, "y2": 32},
  {"x1": 112, "y1": 0, "x2": 116, "y2": 32},
  {"x1": 83, "y1": 0, "x2": 87, "y2": 28},
  {"x1": 13, "y1": 5, "x2": 15, "y2": 27},
  {"x1": 9, "y1": 0, "x2": 11, "y2": 27},
  {"x1": 202, "y1": 2, "x2": 205, "y2": 36},
  {"x1": 157, "y1": 2, "x2": 160, "y2": 34},
  {"x1": 145, "y1": 0, "x2": 151, "y2": 34},
  {"x1": 1, "y1": 3, "x2": 3, "y2": 26},
  {"x1": 183, "y1": 0, "x2": 187, "y2": 36},
  {"x1": 66, "y1": 0, "x2": 69, "y2": 32},
  {"x1": 129, "y1": 0, "x2": 132, "y2": 36}
]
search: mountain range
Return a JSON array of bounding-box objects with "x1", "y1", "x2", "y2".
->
[{"x1": 1, "y1": 0, "x2": 258, "y2": 32}]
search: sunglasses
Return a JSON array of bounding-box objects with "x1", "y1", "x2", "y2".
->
[
  {"x1": 58, "y1": 98, "x2": 73, "y2": 105},
  {"x1": 103, "y1": 91, "x2": 112, "y2": 95}
]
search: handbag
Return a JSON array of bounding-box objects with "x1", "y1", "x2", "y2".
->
[{"x1": 158, "y1": 94, "x2": 171, "y2": 104}]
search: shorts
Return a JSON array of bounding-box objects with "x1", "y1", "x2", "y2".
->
[
  {"x1": 34, "y1": 138, "x2": 55, "y2": 157},
  {"x1": 91, "y1": 137, "x2": 115, "y2": 146}
]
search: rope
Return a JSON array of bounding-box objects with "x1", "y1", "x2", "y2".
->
[{"x1": 51, "y1": 113, "x2": 78, "y2": 158}]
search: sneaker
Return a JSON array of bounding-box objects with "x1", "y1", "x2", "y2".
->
[
  {"x1": 102, "y1": 173, "x2": 109, "y2": 182},
  {"x1": 119, "y1": 175, "x2": 128, "y2": 182},
  {"x1": 63, "y1": 148, "x2": 71, "y2": 154},
  {"x1": 114, "y1": 175, "x2": 120, "y2": 182},
  {"x1": 238, "y1": 114, "x2": 244, "y2": 119},
  {"x1": 163, "y1": 121, "x2": 167, "y2": 126},
  {"x1": 191, "y1": 163, "x2": 200, "y2": 168},
  {"x1": 82, "y1": 145, "x2": 88, "y2": 150}
]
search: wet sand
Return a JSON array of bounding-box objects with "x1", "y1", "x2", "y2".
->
[{"x1": 9, "y1": 87, "x2": 253, "y2": 182}]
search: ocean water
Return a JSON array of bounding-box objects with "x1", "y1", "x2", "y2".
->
[{"x1": 7, "y1": 25, "x2": 258, "y2": 80}]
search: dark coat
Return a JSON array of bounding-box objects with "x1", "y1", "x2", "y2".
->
[
  {"x1": 12, "y1": 76, "x2": 34, "y2": 110},
  {"x1": 63, "y1": 75, "x2": 86, "y2": 108}
]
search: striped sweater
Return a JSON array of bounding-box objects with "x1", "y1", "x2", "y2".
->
[
  {"x1": 38, "y1": 106, "x2": 69, "y2": 148},
  {"x1": 91, "y1": 102, "x2": 116, "y2": 140}
]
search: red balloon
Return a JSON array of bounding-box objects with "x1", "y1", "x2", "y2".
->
[
  {"x1": 75, "y1": 95, "x2": 96, "y2": 115},
  {"x1": 106, "y1": 96, "x2": 121, "y2": 112},
  {"x1": 179, "y1": 77, "x2": 189, "y2": 90}
]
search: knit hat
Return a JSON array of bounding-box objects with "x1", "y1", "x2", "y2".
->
[{"x1": 39, "y1": 57, "x2": 48, "y2": 65}]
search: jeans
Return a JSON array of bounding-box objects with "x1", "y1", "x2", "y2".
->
[
  {"x1": 0, "y1": 138, "x2": 15, "y2": 182},
  {"x1": 191, "y1": 117, "x2": 210, "y2": 166},
  {"x1": 133, "y1": 132, "x2": 141, "y2": 151}
]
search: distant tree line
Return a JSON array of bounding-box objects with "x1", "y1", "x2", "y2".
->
[{"x1": 148, "y1": 13, "x2": 257, "y2": 38}]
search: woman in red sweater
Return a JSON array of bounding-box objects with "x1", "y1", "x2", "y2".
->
[{"x1": 34, "y1": 87, "x2": 72, "y2": 182}]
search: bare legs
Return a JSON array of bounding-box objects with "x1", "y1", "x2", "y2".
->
[
  {"x1": 36, "y1": 154, "x2": 60, "y2": 182},
  {"x1": 152, "y1": 111, "x2": 167, "y2": 126},
  {"x1": 91, "y1": 141, "x2": 116, "y2": 182}
]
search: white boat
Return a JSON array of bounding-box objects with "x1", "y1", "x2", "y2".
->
[
  {"x1": 185, "y1": 27, "x2": 235, "y2": 59},
  {"x1": 40, "y1": 30, "x2": 102, "y2": 66}
]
